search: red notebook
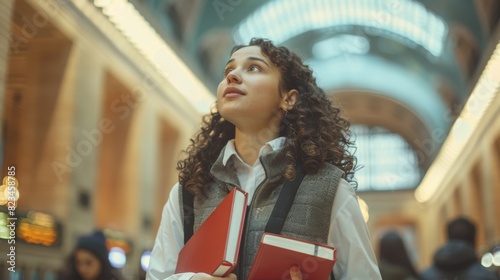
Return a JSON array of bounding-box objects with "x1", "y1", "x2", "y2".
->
[
  {"x1": 248, "y1": 232, "x2": 336, "y2": 280},
  {"x1": 175, "y1": 187, "x2": 248, "y2": 277}
]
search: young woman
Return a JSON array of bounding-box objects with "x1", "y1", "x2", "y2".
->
[
  {"x1": 147, "y1": 38, "x2": 381, "y2": 280},
  {"x1": 59, "y1": 231, "x2": 124, "y2": 280}
]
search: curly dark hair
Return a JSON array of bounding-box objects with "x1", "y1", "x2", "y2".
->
[{"x1": 178, "y1": 38, "x2": 356, "y2": 196}]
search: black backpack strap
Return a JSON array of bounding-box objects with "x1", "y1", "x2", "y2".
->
[
  {"x1": 264, "y1": 166, "x2": 336, "y2": 280},
  {"x1": 182, "y1": 187, "x2": 195, "y2": 244},
  {"x1": 265, "y1": 164, "x2": 305, "y2": 234}
]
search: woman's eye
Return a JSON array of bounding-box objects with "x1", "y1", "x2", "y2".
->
[
  {"x1": 249, "y1": 65, "x2": 261, "y2": 72},
  {"x1": 223, "y1": 68, "x2": 232, "y2": 77}
]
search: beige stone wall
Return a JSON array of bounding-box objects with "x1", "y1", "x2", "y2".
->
[
  {"x1": 0, "y1": 0, "x2": 200, "y2": 277},
  {"x1": 0, "y1": 0, "x2": 14, "y2": 145}
]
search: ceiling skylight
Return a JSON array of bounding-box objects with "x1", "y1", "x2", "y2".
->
[
  {"x1": 234, "y1": 0, "x2": 448, "y2": 56},
  {"x1": 312, "y1": 35, "x2": 370, "y2": 59}
]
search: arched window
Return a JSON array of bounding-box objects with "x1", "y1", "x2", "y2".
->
[{"x1": 351, "y1": 125, "x2": 421, "y2": 191}]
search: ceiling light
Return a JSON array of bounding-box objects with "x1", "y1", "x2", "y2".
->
[
  {"x1": 92, "y1": 0, "x2": 214, "y2": 113},
  {"x1": 415, "y1": 40, "x2": 500, "y2": 202}
]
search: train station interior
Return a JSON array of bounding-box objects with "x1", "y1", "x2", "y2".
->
[{"x1": 0, "y1": 0, "x2": 499, "y2": 279}]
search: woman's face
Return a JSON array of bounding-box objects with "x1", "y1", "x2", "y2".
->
[
  {"x1": 75, "y1": 249, "x2": 102, "y2": 280},
  {"x1": 217, "y1": 46, "x2": 286, "y2": 131}
]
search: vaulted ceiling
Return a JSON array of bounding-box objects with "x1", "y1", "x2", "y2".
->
[{"x1": 129, "y1": 0, "x2": 500, "y2": 190}]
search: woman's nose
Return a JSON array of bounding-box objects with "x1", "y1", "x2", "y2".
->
[{"x1": 226, "y1": 70, "x2": 242, "y2": 84}]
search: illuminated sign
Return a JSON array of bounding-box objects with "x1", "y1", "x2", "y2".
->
[
  {"x1": 103, "y1": 229, "x2": 133, "y2": 255},
  {"x1": 1, "y1": 210, "x2": 63, "y2": 247},
  {"x1": 0, "y1": 212, "x2": 11, "y2": 239}
]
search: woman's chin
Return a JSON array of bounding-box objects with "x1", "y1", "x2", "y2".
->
[{"x1": 218, "y1": 108, "x2": 242, "y2": 121}]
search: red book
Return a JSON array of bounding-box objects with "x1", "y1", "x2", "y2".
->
[
  {"x1": 248, "y1": 232, "x2": 336, "y2": 280},
  {"x1": 175, "y1": 187, "x2": 248, "y2": 277}
]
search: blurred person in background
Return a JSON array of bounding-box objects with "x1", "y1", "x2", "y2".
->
[
  {"x1": 420, "y1": 216, "x2": 498, "y2": 280},
  {"x1": 59, "y1": 230, "x2": 125, "y2": 280},
  {"x1": 378, "y1": 231, "x2": 419, "y2": 280}
]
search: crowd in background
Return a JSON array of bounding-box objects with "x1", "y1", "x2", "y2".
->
[
  {"x1": 61, "y1": 215, "x2": 499, "y2": 280},
  {"x1": 379, "y1": 216, "x2": 499, "y2": 280}
]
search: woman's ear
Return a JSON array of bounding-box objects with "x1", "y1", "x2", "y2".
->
[{"x1": 282, "y1": 89, "x2": 298, "y2": 110}]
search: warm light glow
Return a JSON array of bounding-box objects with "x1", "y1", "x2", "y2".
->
[
  {"x1": 4, "y1": 186, "x2": 20, "y2": 202},
  {"x1": 27, "y1": 211, "x2": 55, "y2": 228},
  {"x1": 16, "y1": 211, "x2": 57, "y2": 246},
  {"x1": 0, "y1": 184, "x2": 20, "y2": 205},
  {"x1": 357, "y1": 196, "x2": 370, "y2": 222},
  {"x1": 106, "y1": 238, "x2": 131, "y2": 254},
  {"x1": 0, "y1": 176, "x2": 20, "y2": 205},
  {"x1": 91, "y1": 0, "x2": 214, "y2": 113},
  {"x1": 2, "y1": 176, "x2": 18, "y2": 187},
  {"x1": 0, "y1": 185, "x2": 7, "y2": 205},
  {"x1": 103, "y1": 229, "x2": 132, "y2": 253},
  {"x1": 18, "y1": 223, "x2": 57, "y2": 246},
  {"x1": 415, "y1": 40, "x2": 500, "y2": 202},
  {"x1": 235, "y1": 0, "x2": 447, "y2": 56}
]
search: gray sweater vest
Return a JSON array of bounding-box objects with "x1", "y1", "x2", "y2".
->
[{"x1": 179, "y1": 147, "x2": 343, "y2": 279}]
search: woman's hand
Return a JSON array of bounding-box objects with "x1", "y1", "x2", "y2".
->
[
  {"x1": 290, "y1": 266, "x2": 303, "y2": 280},
  {"x1": 190, "y1": 273, "x2": 237, "y2": 280}
]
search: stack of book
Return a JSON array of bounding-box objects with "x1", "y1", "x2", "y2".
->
[{"x1": 175, "y1": 187, "x2": 336, "y2": 279}]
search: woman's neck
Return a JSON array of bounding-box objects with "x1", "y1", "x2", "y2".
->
[{"x1": 234, "y1": 128, "x2": 278, "y2": 166}]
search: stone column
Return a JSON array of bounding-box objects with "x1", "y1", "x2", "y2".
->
[
  {"x1": 62, "y1": 42, "x2": 104, "y2": 255},
  {"x1": 481, "y1": 145, "x2": 497, "y2": 244},
  {"x1": 0, "y1": 0, "x2": 14, "y2": 146}
]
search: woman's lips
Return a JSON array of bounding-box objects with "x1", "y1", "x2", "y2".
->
[{"x1": 223, "y1": 87, "x2": 245, "y2": 97}]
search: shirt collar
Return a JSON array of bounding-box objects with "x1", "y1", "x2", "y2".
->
[{"x1": 222, "y1": 137, "x2": 286, "y2": 166}]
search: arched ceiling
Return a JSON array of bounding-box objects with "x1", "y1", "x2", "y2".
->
[{"x1": 128, "y1": 0, "x2": 500, "y2": 188}]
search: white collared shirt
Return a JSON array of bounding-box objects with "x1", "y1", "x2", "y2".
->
[
  {"x1": 147, "y1": 137, "x2": 382, "y2": 280},
  {"x1": 222, "y1": 137, "x2": 286, "y2": 205}
]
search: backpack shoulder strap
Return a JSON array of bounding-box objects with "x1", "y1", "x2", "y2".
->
[
  {"x1": 182, "y1": 187, "x2": 194, "y2": 244},
  {"x1": 264, "y1": 164, "x2": 305, "y2": 234},
  {"x1": 264, "y1": 164, "x2": 337, "y2": 280}
]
